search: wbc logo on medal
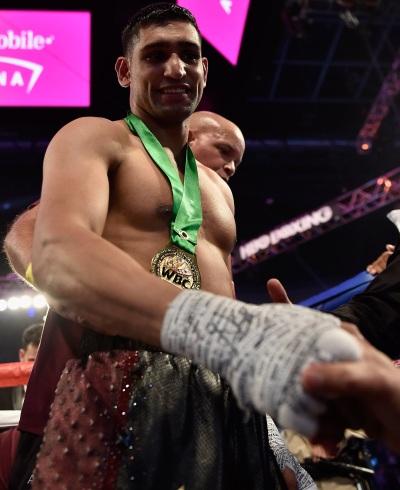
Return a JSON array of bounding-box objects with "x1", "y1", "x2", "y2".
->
[{"x1": 151, "y1": 246, "x2": 201, "y2": 290}]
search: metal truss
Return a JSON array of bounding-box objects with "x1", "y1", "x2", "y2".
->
[
  {"x1": 232, "y1": 166, "x2": 400, "y2": 273},
  {"x1": 357, "y1": 48, "x2": 400, "y2": 152},
  {"x1": 252, "y1": 0, "x2": 400, "y2": 105}
]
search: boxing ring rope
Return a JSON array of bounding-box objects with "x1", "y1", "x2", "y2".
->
[{"x1": 0, "y1": 362, "x2": 33, "y2": 388}]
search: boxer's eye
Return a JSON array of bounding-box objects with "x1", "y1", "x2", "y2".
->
[
  {"x1": 180, "y1": 49, "x2": 200, "y2": 64},
  {"x1": 145, "y1": 50, "x2": 167, "y2": 63}
]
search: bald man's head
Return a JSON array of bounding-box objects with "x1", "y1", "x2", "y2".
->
[{"x1": 188, "y1": 111, "x2": 245, "y2": 181}]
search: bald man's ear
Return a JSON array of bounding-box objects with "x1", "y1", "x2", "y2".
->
[
  {"x1": 188, "y1": 129, "x2": 201, "y2": 157},
  {"x1": 188, "y1": 129, "x2": 196, "y2": 144},
  {"x1": 202, "y1": 57, "x2": 208, "y2": 87},
  {"x1": 115, "y1": 56, "x2": 130, "y2": 88}
]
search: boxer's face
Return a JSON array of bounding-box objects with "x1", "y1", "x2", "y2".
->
[
  {"x1": 19, "y1": 343, "x2": 38, "y2": 362},
  {"x1": 121, "y1": 21, "x2": 208, "y2": 124}
]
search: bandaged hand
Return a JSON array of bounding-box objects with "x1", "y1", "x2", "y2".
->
[{"x1": 161, "y1": 290, "x2": 361, "y2": 437}]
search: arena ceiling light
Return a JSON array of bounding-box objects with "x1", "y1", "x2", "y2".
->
[{"x1": 0, "y1": 294, "x2": 48, "y2": 312}]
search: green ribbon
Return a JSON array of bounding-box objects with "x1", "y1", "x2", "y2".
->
[{"x1": 124, "y1": 113, "x2": 202, "y2": 255}]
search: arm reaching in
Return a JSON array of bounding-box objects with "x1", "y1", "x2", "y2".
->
[
  {"x1": 366, "y1": 244, "x2": 395, "y2": 275},
  {"x1": 161, "y1": 290, "x2": 361, "y2": 436},
  {"x1": 302, "y1": 339, "x2": 400, "y2": 454}
]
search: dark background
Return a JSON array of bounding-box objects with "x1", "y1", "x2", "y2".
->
[{"x1": 2, "y1": 0, "x2": 400, "y2": 358}]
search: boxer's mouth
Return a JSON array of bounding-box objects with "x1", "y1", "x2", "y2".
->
[{"x1": 159, "y1": 84, "x2": 190, "y2": 95}]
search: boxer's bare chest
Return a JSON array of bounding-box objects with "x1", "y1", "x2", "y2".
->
[{"x1": 105, "y1": 143, "x2": 236, "y2": 256}]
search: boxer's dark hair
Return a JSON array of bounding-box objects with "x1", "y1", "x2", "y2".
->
[
  {"x1": 121, "y1": 3, "x2": 201, "y2": 56},
  {"x1": 22, "y1": 323, "x2": 43, "y2": 349}
]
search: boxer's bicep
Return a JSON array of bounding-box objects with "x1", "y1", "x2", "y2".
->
[
  {"x1": 31, "y1": 118, "x2": 116, "y2": 294},
  {"x1": 24, "y1": 117, "x2": 179, "y2": 339},
  {"x1": 37, "y1": 118, "x2": 112, "y2": 238}
]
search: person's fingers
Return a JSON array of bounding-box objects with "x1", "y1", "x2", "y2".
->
[
  {"x1": 266, "y1": 278, "x2": 291, "y2": 304},
  {"x1": 367, "y1": 256, "x2": 385, "y2": 275},
  {"x1": 302, "y1": 349, "x2": 400, "y2": 454},
  {"x1": 379, "y1": 251, "x2": 392, "y2": 265},
  {"x1": 367, "y1": 247, "x2": 394, "y2": 275},
  {"x1": 367, "y1": 253, "x2": 385, "y2": 274},
  {"x1": 302, "y1": 341, "x2": 395, "y2": 399},
  {"x1": 367, "y1": 260, "x2": 382, "y2": 274},
  {"x1": 301, "y1": 361, "x2": 372, "y2": 399}
]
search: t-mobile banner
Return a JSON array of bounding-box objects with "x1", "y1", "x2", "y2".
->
[
  {"x1": 0, "y1": 10, "x2": 90, "y2": 107},
  {"x1": 177, "y1": 0, "x2": 250, "y2": 65}
]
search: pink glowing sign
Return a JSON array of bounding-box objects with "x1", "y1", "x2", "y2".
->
[
  {"x1": 177, "y1": 0, "x2": 250, "y2": 65},
  {"x1": 0, "y1": 10, "x2": 91, "y2": 107}
]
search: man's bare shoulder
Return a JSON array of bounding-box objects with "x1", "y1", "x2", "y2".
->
[
  {"x1": 45, "y1": 117, "x2": 140, "y2": 169},
  {"x1": 197, "y1": 161, "x2": 234, "y2": 212},
  {"x1": 51, "y1": 117, "x2": 132, "y2": 146}
]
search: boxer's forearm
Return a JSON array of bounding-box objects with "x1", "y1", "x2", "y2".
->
[
  {"x1": 32, "y1": 226, "x2": 179, "y2": 346},
  {"x1": 161, "y1": 290, "x2": 361, "y2": 434}
]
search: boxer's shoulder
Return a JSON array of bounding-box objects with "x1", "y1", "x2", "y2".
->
[{"x1": 45, "y1": 117, "x2": 138, "y2": 171}]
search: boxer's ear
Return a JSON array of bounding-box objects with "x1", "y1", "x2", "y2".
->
[
  {"x1": 202, "y1": 57, "x2": 208, "y2": 87},
  {"x1": 115, "y1": 57, "x2": 130, "y2": 88}
]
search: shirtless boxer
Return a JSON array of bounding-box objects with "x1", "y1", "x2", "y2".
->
[
  {"x1": 5, "y1": 110, "x2": 317, "y2": 489},
  {"x1": 5, "y1": 3, "x2": 359, "y2": 488}
]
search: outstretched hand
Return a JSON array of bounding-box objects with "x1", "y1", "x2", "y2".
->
[
  {"x1": 302, "y1": 338, "x2": 400, "y2": 454},
  {"x1": 265, "y1": 277, "x2": 369, "y2": 452},
  {"x1": 266, "y1": 278, "x2": 292, "y2": 304},
  {"x1": 366, "y1": 244, "x2": 395, "y2": 275}
]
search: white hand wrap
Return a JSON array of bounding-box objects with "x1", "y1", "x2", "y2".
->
[{"x1": 161, "y1": 290, "x2": 361, "y2": 436}]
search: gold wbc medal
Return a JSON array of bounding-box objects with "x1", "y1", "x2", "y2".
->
[{"x1": 151, "y1": 244, "x2": 201, "y2": 290}]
